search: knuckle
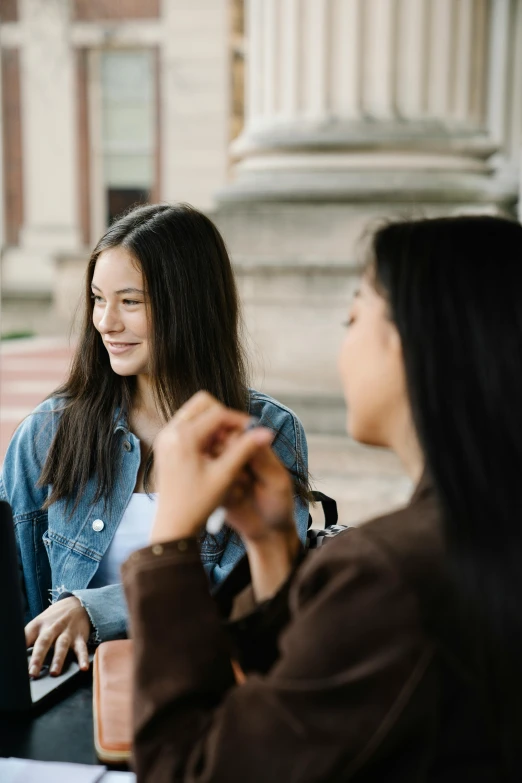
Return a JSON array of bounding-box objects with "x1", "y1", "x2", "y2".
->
[
  {"x1": 54, "y1": 639, "x2": 71, "y2": 655},
  {"x1": 37, "y1": 629, "x2": 54, "y2": 645},
  {"x1": 195, "y1": 390, "x2": 211, "y2": 403}
]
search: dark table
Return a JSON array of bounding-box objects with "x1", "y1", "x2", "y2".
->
[{"x1": 0, "y1": 675, "x2": 127, "y2": 769}]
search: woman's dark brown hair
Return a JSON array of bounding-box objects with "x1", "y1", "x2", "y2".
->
[
  {"x1": 39, "y1": 203, "x2": 249, "y2": 509},
  {"x1": 372, "y1": 215, "x2": 522, "y2": 777}
]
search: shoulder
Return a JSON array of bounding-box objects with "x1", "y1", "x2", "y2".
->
[
  {"x1": 296, "y1": 483, "x2": 444, "y2": 614},
  {"x1": 0, "y1": 397, "x2": 67, "y2": 505},
  {"x1": 247, "y1": 389, "x2": 303, "y2": 430},
  {"x1": 248, "y1": 389, "x2": 304, "y2": 444},
  {"x1": 2, "y1": 396, "x2": 66, "y2": 462},
  {"x1": 15, "y1": 396, "x2": 65, "y2": 435},
  {"x1": 247, "y1": 388, "x2": 308, "y2": 469}
]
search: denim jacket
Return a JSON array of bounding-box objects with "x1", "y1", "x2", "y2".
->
[{"x1": 0, "y1": 390, "x2": 308, "y2": 642}]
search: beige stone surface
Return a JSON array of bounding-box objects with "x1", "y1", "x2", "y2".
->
[{"x1": 307, "y1": 434, "x2": 412, "y2": 528}]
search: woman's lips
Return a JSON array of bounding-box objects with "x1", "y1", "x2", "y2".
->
[{"x1": 106, "y1": 342, "x2": 138, "y2": 355}]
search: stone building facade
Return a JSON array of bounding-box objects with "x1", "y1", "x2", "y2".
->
[{"x1": 1, "y1": 0, "x2": 522, "y2": 431}]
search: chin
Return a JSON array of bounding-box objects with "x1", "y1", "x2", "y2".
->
[
  {"x1": 347, "y1": 412, "x2": 387, "y2": 448},
  {"x1": 108, "y1": 359, "x2": 143, "y2": 377}
]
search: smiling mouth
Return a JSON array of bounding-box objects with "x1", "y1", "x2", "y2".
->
[{"x1": 106, "y1": 342, "x2": 139, "y2": 354}]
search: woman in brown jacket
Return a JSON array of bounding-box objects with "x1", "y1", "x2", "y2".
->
[{"x1": 122, "y1": 215, "x2": 522, "y2": 782}]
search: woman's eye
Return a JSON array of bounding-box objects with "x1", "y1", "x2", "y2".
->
[
  {"x1": 123, "y1": 299, "x2": 140, "y2": 306},
  {"x1": 91, "y1": 294, "x2": 103, "y2": 303}
]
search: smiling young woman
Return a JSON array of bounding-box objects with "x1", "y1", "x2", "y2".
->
[{"x1": 0, "y1": 203, "x2": 310, "y2": 679}]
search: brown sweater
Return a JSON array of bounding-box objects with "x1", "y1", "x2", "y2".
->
[{"x1": 122, "y1": 479, "x2": 505, "y2": 782}]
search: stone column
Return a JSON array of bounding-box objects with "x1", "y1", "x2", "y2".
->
[
  {"x1": 160, "y1": 0, "x2": 229, "y2": 212},
  {"x1": 214, "y1": 0, "x2": 519, "y2": 433},
  {"x1": 0, "y1": 36, "x2": 4, "y2": 252},
  {"x1": 3, "y1": 0, "x2": 81, "y2": 294},
  {"x1": 220, "y1": 0, "x2": 514, "y2": 207}
]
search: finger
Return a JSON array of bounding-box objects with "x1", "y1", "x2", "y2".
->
[
  {"x1": 73, "y1": 636, "x2": 90, "y2": 672},
  {"x1": 176, "y1": 401, "x2": 249, "y2": 451},
  {"x1": 173, "y1": 390, "x2": 216, "y2": 424},
  {"x1": 212, "y1": 428, "x2": 275, "y2": 485},
  {"x1": 187, "y1": 403, "x2": 249, "y2": 448},
  {"x1": 25, "y1": 617, "x2": 41, "y2": 649},
  {"x1": 50, "y1": 632, "x2": 73, "y2": 676},
  {"x1": 29, "y1": 630, "x2": 56, "y2": 677},
  {"x1": 245, "y1": 442, "x2": 290, "y2": 486}
]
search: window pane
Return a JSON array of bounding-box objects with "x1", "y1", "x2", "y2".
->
[
  {"x1": 100, "y1": 50, "x2": 155, "y2": 193},
  {"x1": 103, "y1": 105, "x2": 154, "y2": 150},
  {"x1": 101, "y1": 51, "x2": 154, "y2": 103},
  {"x1": 104, "y1": 154, "x2": 153, "y2": 188}
]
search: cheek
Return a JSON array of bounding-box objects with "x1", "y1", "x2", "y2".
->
[
  {"x1": 339, "y1": 333, "x2": 367, "y2": 420},
  {"x1": 338, "y1": 326, "x2": 393, "y2": 445},
  {"x1": 135, "y1": 314, "x2": 150, "y2": 341},
  {"x1": 92, "y1": 308, "x2": 101, "y2": 332},
  {"x1": 123, "y1": 311, "x2": 149, "y2": 341}
]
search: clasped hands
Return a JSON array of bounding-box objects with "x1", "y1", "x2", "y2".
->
[
  {"x1": 151, "y1": 392, "x2": 301, "y2": 605},
  {"x1": 151, "y1": 391, "x2": 298, "y2": 553}
]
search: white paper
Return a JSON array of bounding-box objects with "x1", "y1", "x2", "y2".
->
[
  {"x1": 0, "y1": 758, "x2": 136, "y2": 783},
  {"x1": 0, "y1": 758, "x2": 106, "y2": 783}
]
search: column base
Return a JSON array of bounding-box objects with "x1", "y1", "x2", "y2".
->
[
  {"x1": 218, "y1": 153, "x2": 516, "y2": 208},
  {"x1": 221, "y1": 121, "x2": 517, "y2": 209},
  {"x1": 2, "y1": 226, "x2": 84, "y2": 298},
  {"x1": 1, "y1": 246, "x2": 56, "y2": 296}
]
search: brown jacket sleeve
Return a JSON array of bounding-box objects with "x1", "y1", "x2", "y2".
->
[{"x1": 122, "y1": 530, "x2": 433, "y2": 783}]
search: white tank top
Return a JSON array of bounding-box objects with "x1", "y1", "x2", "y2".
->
[{"x1": 89, "y1": 493, "x2": 158, "y2": 588}]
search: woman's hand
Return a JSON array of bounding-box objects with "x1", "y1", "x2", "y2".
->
[
  {"x1": 151, "y1": 391, "x2": 275, "y2": 543},
  {"x1": 222, "y1": 445, "x2": 301, "y2": 601},
  {"x1": 25, "y1": 596, "x2": 92, "y2": 677},
  {"x1": 151, "y1": 391, "x2": 301, "y2": 600},
  {"x1": 222, "y1": 442, "x2": 296, "y2": 544}
]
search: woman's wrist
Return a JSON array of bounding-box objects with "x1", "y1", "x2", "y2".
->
[
  {"x1": 150, "y1": 506, "x2": 203, "y2": 544},
  {"x1": 244, "y1": 528, "x2": 301, "y2": 603}
]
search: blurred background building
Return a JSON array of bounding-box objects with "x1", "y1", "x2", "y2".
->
[{"x1": 1, "y1": 0, "x2": 522, "y2": 450}]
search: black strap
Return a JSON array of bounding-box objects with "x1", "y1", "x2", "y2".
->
[{"x1": 307, "y1": 491, "x2": 338, "y2": 530}]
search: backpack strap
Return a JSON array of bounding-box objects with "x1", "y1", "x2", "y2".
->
[
  {"x1": 307, "y1": 491, "x2": 351, "y2": 549},
  {"x1": 307, "y1": 490, "x2": 338, "y2": 530}
]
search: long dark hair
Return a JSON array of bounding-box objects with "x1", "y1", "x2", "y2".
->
[
  {"x1": 40, "y1": 203, "x2": 249, "y2": 508},
  {"x1": 372, "y1": 215, "x2": 522, "y2": 774}
]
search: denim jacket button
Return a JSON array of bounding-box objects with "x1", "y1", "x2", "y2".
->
[
  {"x1": 123, "y1": 440, "x2": 132, "y2": 452},
  {"x1": 92, "y1": 519, "x2": 104, "y2": 532}
]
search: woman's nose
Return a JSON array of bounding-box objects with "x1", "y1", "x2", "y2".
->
[{"x1": 99, "y1": 304, "x2": 123, "y2": 333}]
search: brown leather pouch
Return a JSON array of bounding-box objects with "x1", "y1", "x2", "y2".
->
[
  {"x1": 93, "y1": 639, "x2": 133, "y2": 764},
  {"x1": 93, "y1": 638, "x2": 245, "y2": 764}
]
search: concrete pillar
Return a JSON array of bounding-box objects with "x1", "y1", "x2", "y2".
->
[
  {"x1": 3, "y1": 0, "x2": 81, "y2": 294},
  {"x1": 160, "y1": 0, "x2": 229, "y2": 211},
  {"x1": 215, "y1": 0, "x2": 518, "y2": 433},
  {"x1": 220, "y1": 0, "x2": 514, "y2": 207},
  {"x1": 0, "y1": 35, "x2": 4, "y2": 253}
]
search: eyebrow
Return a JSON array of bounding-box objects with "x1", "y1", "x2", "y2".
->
[{"x1": 91, "y1": 284, "x2": 146, "y2": 296}]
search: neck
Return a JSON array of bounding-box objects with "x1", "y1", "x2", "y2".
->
[
  {"x1": 134, "y1": 375, "x2": 160, "y2": 420},
  {"x1": 389, "y1": 413, "x2": 424, "y2": 486}
]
